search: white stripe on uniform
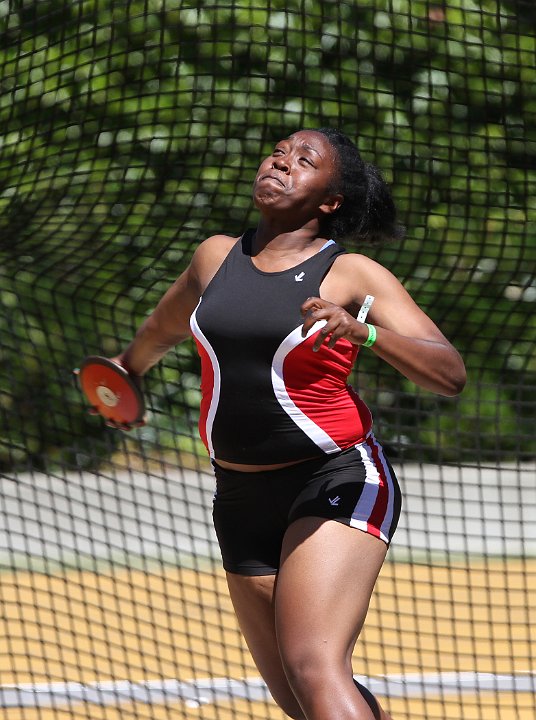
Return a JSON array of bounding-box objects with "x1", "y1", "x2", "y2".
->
[
  {"x1": 351, "y1": 433, "x2": 396, "y2": 544},
  {"x1": 271, "y1": 322, "x2": 341, "y2": 455},
  {"x1": 190, "y1": 300, "x2": 221, "y2": 459}
]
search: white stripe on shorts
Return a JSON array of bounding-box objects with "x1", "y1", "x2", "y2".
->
[{"x1": 350, "y1": 433, "x2": 396, "y2": 544}]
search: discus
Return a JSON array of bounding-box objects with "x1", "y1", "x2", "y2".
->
[{"x1": 76, "y1": 356, "x2": 145, "y2": 425}]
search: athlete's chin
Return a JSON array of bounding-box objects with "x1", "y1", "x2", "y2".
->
[{"x1": 252, "y1": 191, "x2": 285, "y2": 209}]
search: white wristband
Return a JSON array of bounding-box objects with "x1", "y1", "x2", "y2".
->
[{"x1": 356, "y1": 294, "x2": 375, "y2": 323}]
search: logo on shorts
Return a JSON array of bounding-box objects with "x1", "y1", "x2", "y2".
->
[{"x1": 329, "y1": 496, "x2": 341, "y2": 506}]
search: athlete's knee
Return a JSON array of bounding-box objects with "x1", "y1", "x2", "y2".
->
[{"x1": 280, "y1": 650, "x2": 337, "y2": 697}]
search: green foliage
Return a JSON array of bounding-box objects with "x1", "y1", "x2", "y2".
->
[{"x1": 0, "y1": 0, "x2": 534, "y2": 469}]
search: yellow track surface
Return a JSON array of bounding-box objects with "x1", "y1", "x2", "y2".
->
[{"x1": 1, "y1": 560, "x2": 534, "y2": 720}]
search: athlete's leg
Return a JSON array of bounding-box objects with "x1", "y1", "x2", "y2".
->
[
  {"x1": 226, "y1": 573, "x2": 392, "y2": 719},
  {"x1": 275, "y1": 517, "x2": 391, "y2": 720},
  {"x1": 225, "y1": 572, "x2": 304, "y2": 718}
]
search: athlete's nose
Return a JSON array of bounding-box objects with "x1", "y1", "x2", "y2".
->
[{"x1": 272, "y1": 157, "x2": 290, "y2": 173}]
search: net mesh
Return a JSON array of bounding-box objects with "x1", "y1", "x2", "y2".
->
[{"x1": 1, "y1": 1, "x2": 535, "y2": 719}]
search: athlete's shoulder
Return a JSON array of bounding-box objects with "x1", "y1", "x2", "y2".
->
[
  {"x1": 194, "y1": 233, "x2": 240, "y2": 258},
  {"x1": 190, "y1": 233, "x2": 241, "y2": 292},
  {"x1": 326, "y1": 251, "x2": 407, "y2": 308},
  {"x1": 331, "y1": 251, "x2": 393, "y2": 281}
]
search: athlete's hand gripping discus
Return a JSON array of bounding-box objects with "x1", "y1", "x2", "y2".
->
[{"x1": 75, "y1": 356, "x2": 145, "y2": 427}]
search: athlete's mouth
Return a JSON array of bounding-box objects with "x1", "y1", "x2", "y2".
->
[{"x1": 258, "y1": 173, "x2": 286, "y2": 188}]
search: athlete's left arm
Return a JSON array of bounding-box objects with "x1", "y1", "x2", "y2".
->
[{"x1": 301, "y1": 254, "x2": 466, "y2": 397}]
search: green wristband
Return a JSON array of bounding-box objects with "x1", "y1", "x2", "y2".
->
[{"x1": 362, "y1": 323, "x2": 377, "y2": 348}]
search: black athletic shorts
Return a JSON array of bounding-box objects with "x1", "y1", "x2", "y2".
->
[{"x1": 212, "y1": 433, "x2": 402, "y2": 576}]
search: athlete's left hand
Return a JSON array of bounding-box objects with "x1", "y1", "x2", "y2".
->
[{"x1": 301, "y1": 296, "x2": 368, "y2": 352}]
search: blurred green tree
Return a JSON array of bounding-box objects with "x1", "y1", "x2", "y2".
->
[{"x1": 0, "y1": 0, "x2": 534, "y2": 469}]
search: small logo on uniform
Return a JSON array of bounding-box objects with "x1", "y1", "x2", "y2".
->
[
  {"x1": 295, "y1": 271, "x2": 305, "y2": 282},
  {"x1": 329, "y1": 496, "x2": 341, "y2": 506}
]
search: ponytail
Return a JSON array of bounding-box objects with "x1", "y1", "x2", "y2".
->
[
  {"x1": 316, "y1": 128, "x2": 405, "y2": 247},
  {"x1": 361, "y1": 161, "x2": 405, "y2": 246}
]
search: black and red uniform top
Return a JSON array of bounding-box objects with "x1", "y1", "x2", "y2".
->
[{"x1": 190, "y1": 230, "x2": 373, "y2": 464}]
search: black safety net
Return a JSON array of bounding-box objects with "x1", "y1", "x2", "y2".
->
[{"x1": 1, "y1": 2, "x2": 534, "y2": 719}]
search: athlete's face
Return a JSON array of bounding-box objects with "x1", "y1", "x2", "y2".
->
[{"x1": 253, "y1": 130, "x2": 343, "y2": 220}]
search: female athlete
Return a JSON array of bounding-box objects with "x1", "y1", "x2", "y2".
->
[{"x1": 104, "y1": 128, "x2": 466, "y2": 720}]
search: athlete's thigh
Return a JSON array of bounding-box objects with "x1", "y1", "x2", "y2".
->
[
  {"x1": 225, "y1": 571, "x2": 303, "y2": 717},
  {"x1": 276, "y1": 518, "x2": 388, "y2": 667}
]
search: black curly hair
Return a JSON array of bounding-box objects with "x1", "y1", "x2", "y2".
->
[{"x1": 316, "y1": 127, "x2": 405, "y2": 247}]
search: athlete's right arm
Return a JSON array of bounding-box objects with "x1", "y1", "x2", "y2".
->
[{"x1": 117, "y1": 234, "x2": 237, "y2": 376}]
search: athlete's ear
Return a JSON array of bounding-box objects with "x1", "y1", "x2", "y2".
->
[{"x1": 319, "y1": 193, "x2": 343, "y2": 215}]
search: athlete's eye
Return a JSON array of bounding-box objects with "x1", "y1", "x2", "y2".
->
[{"x1": 300, "y1": 156, "x2": 315, "y2": 166}]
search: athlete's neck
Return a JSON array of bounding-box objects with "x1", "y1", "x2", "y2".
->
[{"x1": 252, "y1": 220, "x2": 329, "y2": 259}]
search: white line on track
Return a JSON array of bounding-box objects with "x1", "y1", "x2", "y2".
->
[{"x1": 1, "y1": 672, "x2": 535, "y2": 708}]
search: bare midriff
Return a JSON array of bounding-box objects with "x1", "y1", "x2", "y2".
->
[{"x1": 213, "y1": 456, "x2": 319, "y2": 472}]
